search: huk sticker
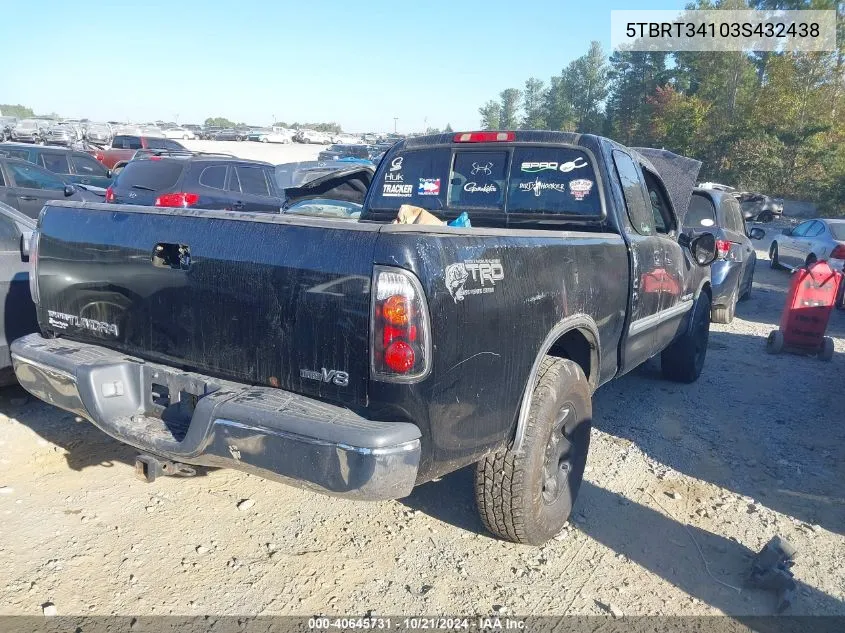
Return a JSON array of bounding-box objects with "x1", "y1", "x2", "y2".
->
[
  {"x1": 389, "y1": 156, "x2": 403, "y2": 171},
  {"x1": 382, "y1": 183, "x2": 413, "y2": 197},
  {"x1": 518, "y1": 178, "x2": 567, "y2": 197},
  {"x1": 444, "y1": 259, "x2": 504, "y2": 302},
  {"x1": 568, "y1": 179, "x2": 594, "y2": 200},
  {"x1": 463, "y1": 182, "x2": 497, "y2": 194},
  {"x1": 418, "y1": 178, "x2": 440, "y2": 195}
]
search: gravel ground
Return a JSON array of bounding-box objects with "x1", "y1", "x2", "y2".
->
[{"x1": 0, "y1": 181, "x2": 843, "y2": 617}]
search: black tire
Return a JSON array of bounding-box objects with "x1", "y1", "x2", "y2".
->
[
  {"x1": 740, "y1": 260, "x2": 755, "y2": 300},
  {"x1": 820, "y1": 337, "x2": 834, "y2": 361},
  {"x1": 805, "y1": 254, "x2": 817, "y2": 268},
  {"x1": 475, "y1": 357, "x2": 591, "y2": 545},
  {"x1": 711, "y1": 293, "x2": 735, "y2": 324},
  {"x1": 770, "y1": 242, "x2": 782, "y2": 270},
  {"x1": 758, "y1": 211, "x2": 774, "y2": 223},
  {"x1": 661, "y1": 292, "x2": 711, "y2": 383}
]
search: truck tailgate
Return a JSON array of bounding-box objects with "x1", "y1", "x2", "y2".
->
[{"x1": 35, "y1": 202, "x2": 377, "y2": 408}]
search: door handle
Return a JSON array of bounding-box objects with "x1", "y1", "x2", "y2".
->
[
  {"x1": 18, "y1": 195, "x2": 37, "y2": 201},
  {"x1": 152, "y1": 243, "x2": 191, "y2": 270}
]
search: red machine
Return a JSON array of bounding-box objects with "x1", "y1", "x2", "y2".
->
[{"x1": 766, "y1": 260, "x2": 842, "y2": 361}]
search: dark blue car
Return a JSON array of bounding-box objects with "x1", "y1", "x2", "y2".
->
[{"x1": 0, "y1": 142, "x2": 113, "y2": 188}]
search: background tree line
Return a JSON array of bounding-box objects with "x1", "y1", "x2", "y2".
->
[{"x1": 477, "y1": 0, "x2": 844, "y2": 215}]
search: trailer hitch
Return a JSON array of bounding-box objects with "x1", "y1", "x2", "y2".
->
[{"x1": 135, "y1": 454, "x2": 196, "y2": 483}]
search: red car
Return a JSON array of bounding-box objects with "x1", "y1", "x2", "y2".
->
[{"x1": 90, "y1": 135, "x2": 186, "y2": 170}]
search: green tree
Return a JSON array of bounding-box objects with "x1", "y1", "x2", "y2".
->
[
  {"x1": 499, "y1": 88, "x2": 522, "y2": 130},
  {"x1": 444, "y1": 123, "x2": 454, "y2": 133},
  {"x1": 478, "y1": 100, "x2": 501, "y2": 130},
  {"x1": 0, "y1": 104, "x2": 35, "y2": 118},
  {"x1": 521, "y1": 78, "x2": 547, "y2": 129},
  {"x1": 204, "y1": 116, "x2": 236, "y2": 127},
  {"x1": 570, "y1": 41, "x2": 608, "y2": 133}
]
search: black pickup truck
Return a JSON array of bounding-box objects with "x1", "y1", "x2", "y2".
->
[{"x1": 11, "y1": 131, "x2": 717, "y2": 545}]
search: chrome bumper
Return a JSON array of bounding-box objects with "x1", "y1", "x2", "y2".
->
[{"x1": 11, "y1": 334, "x2": 421, "y2": 500}]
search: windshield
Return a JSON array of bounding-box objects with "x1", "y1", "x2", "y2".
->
[
  {"x1": 19, "y1": 120, "x2": 37, "y2": 129},
  {"x1": 828, "y1": 222, "x2": 845, "y2": 241},
  {"x1": 686, "y1": 194, "x2": 718, "y2": 228}
]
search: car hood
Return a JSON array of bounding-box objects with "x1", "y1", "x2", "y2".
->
[
  {"x1": 633, "y1": 147, "x2": 702, "y2": 227},
  {"x1": 282, "y1": 166, "x2": 373, "y2": 207}
]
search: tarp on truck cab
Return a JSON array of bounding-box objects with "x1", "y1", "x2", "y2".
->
[
  {"x1": 633, "y1": 148, "x2": 702, "y2": 228},
  {"x1": 282, "y1": 166, "x2": 373, "y2": 207}
]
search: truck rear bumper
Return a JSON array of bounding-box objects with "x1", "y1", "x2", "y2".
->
[{"x1": 11, "y1": 334, "x2": 421, "y2": 500}]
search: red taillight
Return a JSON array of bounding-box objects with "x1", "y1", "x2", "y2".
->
[
  {"x1": 95, "y1": 152, "x2": 104, "y2": 162},
  {"x1": 831, "y1": 244, "x2": 845, "y2": 259},
  {"x1": 384, "y1": 340, "x2": 415, "y2": 373},
  {"x1": 715, "y1": 239, "x2": 731, "y2": 260},
  {"x1": 154, "y1": 192, "x2": 200, "y2": 208},
  {"x1": 105, "y1": 186, "x2": 115, "y2": 202},
  {"x1": 371, "y1": 267, "x2": 430, "y2": 381},
  {"x1": 453, "y1": 131, "x2": 515, "y2": 143}
]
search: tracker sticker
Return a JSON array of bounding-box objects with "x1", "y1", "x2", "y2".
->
[
  {"x1": 568, "y1": 179, "x2": 594, "y2": 200},
  {"x1": 382, "y1": 183, "x2": 413, "y2": 197},
  {"x1": 418, "y1": 178, "x2": 441, "y2": 195}
]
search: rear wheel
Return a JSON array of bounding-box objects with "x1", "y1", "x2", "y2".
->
[
  {"x1": 475, "y1": 357, "x2": 591, "y2": 545},
  {"x1": 740, "y1": 260, "x2": 755, "y2": 300},
  {"x1": 766, "y1": 330, "x2": 784, "y2": 354},
  {"x1": 758, "y1": 211, "x2": 774, "y2": 223},
  {"x1": 805, "y1": 254, "x2": 817, "y2": 268},
  {"x1": 769, "y1": 243, "x2": 782, "y2": 270},
  {"x1": 711, "y1": 292, "x2": 736, "y2": 324},
  {"x1": 820, "y1": 337, "x2": 834, "y2": 361},
  {"x1": 661, "y1": 292, "x2": 711, "y2": 383}
]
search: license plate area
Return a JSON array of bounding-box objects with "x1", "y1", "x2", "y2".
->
[{"x1": 144, "y1": 368, "x2": 215, "y2": 442}]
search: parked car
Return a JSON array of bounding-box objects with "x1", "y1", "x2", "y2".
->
[
  {"x1": 0, "y1": 201, "x2": 37, "y2": 384},
  {"x1": 685, "y1": 189, "x2": 765, "y2": 323},
  {"x1": 0, "y1": 156, "x2": 100, "y2": 218},
  {"x1": 163, "y1": 127, "x2": 197, "y2": 140},
  {"x1": 90, "y1": 135, "x2": 186, "y2": 170},
  {"x1": 43, "y1": 124, "x2": 78, "y2": 147},
  {"x1": 106, "y1": 153, "x2": 283, "y2": 212},
  {"x1": 11, "y1": 119, "x2": 50, "y2": 144},
  {"x1": 281, "y1": 165, "x2": 374, "y2": 220},
  {"x1": 0, "y1": 143, "x2": 113, "y2": 188},
  {"x1": 735, "y1": 192, "x2": 783, "y2": 223},
  {"x1": 83, "y1": 122, "x2": 113, "y2": 145},
  {"x1": 769, "y1": 218, "x2": 845, "y2": 272},
  {"x1": 317, "y1": 144, "x2": 371, "y2": 162},
  {"x1": 0, "y1": 117, "x2": 18, "y2": 141},
  {"x1": 12, "y1": 131, "x2": 718, "y2": 546},
  {"x1": 199, "y1": 126, "x2": 221, "y2": 140},
  {"x1": 294, "y1": 129, "x2": 330, "y2": 144},
  {"x1": 209, "y1": 128, "x2": 243, "y2": 141}
]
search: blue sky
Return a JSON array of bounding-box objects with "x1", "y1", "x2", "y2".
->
[{"x1": 3, "y1": 0, "x2": 687, "y2": 133}]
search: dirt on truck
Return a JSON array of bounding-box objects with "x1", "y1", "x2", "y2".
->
[{"x1": 13, "y1": 131, "x2": 721, "y2": 545}]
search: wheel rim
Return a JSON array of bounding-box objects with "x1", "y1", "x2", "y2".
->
[{"x1": 541, "y1": 403, "x2": 582, "y2": 505}]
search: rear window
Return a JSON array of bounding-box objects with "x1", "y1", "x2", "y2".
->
[
  {"x1": 368, "y1": 146, "x2": 601, "y2": 217},
  {"x1": 113, "y1": 135, "x2": 142, "y2": 150},
  {"x1": 686, "y1": 194, "x2": 717, "y2": 229},
  {"x1": 115, "y1": 160, "x2": 183, "y2": 190},
  {"x1": 198, "y1": 165, "x2": 227, "y2": 189},
  {"x1": 829, "y1": 223, "x2": 845, "y2": 240}
]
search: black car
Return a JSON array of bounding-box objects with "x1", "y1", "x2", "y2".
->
[
  {"x1": 108, "y1": 153, "x2": 283, "y2": 212},
  {"x1": 0, "y1": 156, "x2": 100, "y2": 218},
  {"x1": 0, "y1": 201, "x2": 37, "y2": 382},
  {"x1": 685, "y1": 189, "x2": 765, "y2": 323},
  {"x1": 0, "y1": 142, "x2": 113, "y2": 188},
  {"x1": 210, "y1": 128, "x2": 243, "y2": 141},
  {"x1": 317, "y1": 144, "x2": 371, "y2": 162},
  {"x1": 0, "y1": 117, "x2": 17, "y2": 142}
]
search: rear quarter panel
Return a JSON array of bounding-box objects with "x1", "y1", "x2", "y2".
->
[{"x1": 369, "y1": 226, "x2": 628, "y2": 481}]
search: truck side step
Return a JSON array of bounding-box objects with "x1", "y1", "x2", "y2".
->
[{"x1": 134, "y1": 454, "x2": 196, "y2": 483}]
